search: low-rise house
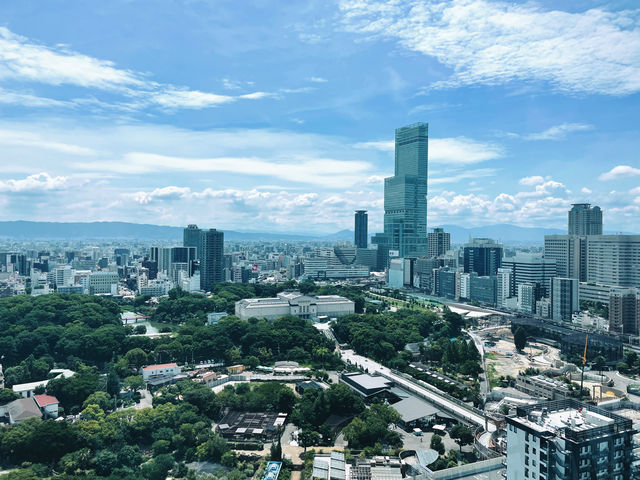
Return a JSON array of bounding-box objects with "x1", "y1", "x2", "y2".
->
[
  {"x1": 202, "y1": 372, "x2": 217, "y2": 387},
  {"x1": 34, "y1": 394, "x2": 59, "y2": 419},
  {"x1": 7, "y1": 397, "x2": 41, "y2": 424},
  {"x1": 142, "y1": 363, "x2": 181, "y2": 381}
]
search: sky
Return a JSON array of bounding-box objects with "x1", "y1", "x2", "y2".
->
[{"x1": 0, "y1": 0, "x2": 638, "y2": 235}]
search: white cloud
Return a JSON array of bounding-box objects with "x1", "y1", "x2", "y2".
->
[
  {"x1": 0, "y1": 27, "x2": 273, "y2": 111},
  {"x1": 105, "y1": 152, "x2": 371, "y2": 188},
  {"x1": 523, "y1": 123, "x2": 593, "y2": 141},
  {"x1": 339, "y1": 0, "x2": 640, "y2": 95},
  {"x1": 430, "y1": 168, "x2": 496, "y2": 185},
  {"x1": 519, "y1": 176, "x2": 544, "y2": 186},
  {"x1": 599, "y1": 165, "x2": 640, "y2": 181},
  {"x1": 0, "y1": 172, "x2": 69, "y2": 193},
  {"x1": 308, "y1": 76, "x2": 328, "y2": 83},
  {"x1": 355, "y1": 137, "x2": 503, "y2": 164},
  {"x1": 581, "y1": 187, "x2": 593, "y2": 194}
]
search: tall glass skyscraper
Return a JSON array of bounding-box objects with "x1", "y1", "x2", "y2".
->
[{"x1": 372, "y1": 123, "x2": 429, "y2": 264}]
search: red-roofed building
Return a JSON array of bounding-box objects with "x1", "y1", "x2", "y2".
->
[
  {"x1": 142, "y1": 363, "x2": 181, "y2": 381},
  {"x1": 34, "y1": 394, "x2": 59, "y2": 419}
]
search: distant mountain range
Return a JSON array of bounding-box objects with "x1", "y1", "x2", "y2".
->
[{"x1": 0, "y1": 221, "x2": 633, "y2": 244}]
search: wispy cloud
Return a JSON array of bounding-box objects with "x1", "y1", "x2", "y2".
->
[
  {"x1": 339, "y1": 0, "x2": 640, "y2": 95},
  {"x1": 308, "y1": 76, "x2": 328, "y2": 83},
  {"x1": 355, "y1": 137, "x2": 503, "y2": 165},
  {"x1": 0, "y1": 27, "x2": 273, "y2": 111},
  {"x1": 521, "y1": 123, "x2": 593, "y2": 141},
  {"x1": 599, "y1": 165, "x2": 640, "y2": 181}
]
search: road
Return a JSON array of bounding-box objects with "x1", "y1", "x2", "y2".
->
[
  {"x1": 466, "y1": 329, "x2": 489, "y2": 397},
  {"x1": 341, "y1": 349, "x2": 496, "y2": 432}
]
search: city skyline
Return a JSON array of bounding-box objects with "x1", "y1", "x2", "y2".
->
[{"x1": 0, "y1": 1, "x2": 638, "y2": 235}]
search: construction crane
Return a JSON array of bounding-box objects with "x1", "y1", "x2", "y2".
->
[{"x1": 580, "y1": 334, "x2": 589, "y2": 398}]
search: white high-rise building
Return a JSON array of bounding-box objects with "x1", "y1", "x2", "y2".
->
[{"x1": 496, "y1": 267, "x2": 512, "y2": 308}]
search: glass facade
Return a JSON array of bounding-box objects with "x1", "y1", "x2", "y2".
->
[{"x1": 373, "y1": 123, "x2": 428, "y2": 262}]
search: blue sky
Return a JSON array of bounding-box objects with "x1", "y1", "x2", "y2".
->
[{"x1": 0, "y1": 0, "x2": 638, "y2": 234}]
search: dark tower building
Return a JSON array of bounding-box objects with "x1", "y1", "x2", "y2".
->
[
  {"x1": 354, "y1": 210, "x2": 368, "y2": 249},
  {"x1": 463, "y1": 237, "x2": 503, "y2": 277},
  {"x1": 184, "y1": 224, "x2": 202, "y2": 259},
  {"x1": 200, "y1": 229, "x2": 224, "y2": 291}
]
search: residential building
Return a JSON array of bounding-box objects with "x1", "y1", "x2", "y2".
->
[
  {"x1": 427, "y1": 227, "x2": 450, "y2": 258},
  {"x1": 354, "y1": 210, "x2": 368, "y2": 249},
  {"x1": 463, "y1": 237, "x2": 503, "y2": 277},
  {"x1": 459, "y1": 272, "x2": 470, "y2": 300},
  {"x1": 609, "y1": 287, "x2": 640, "y2": 335},
  {"x1": 34, "y1": 394, "x2": 59, "y2": 419},
  {"x1": 200, "y1": 229, "x2": 224, "y2": 291},
  {"x1": 517, "y1": 283, "x2": 536, "y2": 314},
  {"x1": 506, "y1": 399, "x2": 635, "y2": 480},
  {"x1": 372, "y1": 123, "x2": 428, "y2": 263},
  {"x1": 568, "y1": 203, "x2": 603, "y2": 235},
  {"x1": 7, "y1": 397, "x2": 42, "y2": 424},
  {"x1": 496, "y1": 267, "x2": 512, "y2": 308},
  {"x1": 552, "y1": 277, "x2": 579, "y2": 322},
  {"x1": 235, "y1": 291, "x2": 354, "y2": 321}
]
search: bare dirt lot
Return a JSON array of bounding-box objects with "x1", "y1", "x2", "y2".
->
[{"x1": 482, "y1": 328, "x2": 562, "y2": 384}]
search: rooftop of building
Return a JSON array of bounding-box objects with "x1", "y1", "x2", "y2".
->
[
  {"x1": 143, "y1": 363, "x2": 179, "y2": 371},
  {"x1": 342, "y1": 372, "x2": 392, "y2": 391},
  {"x1": 511, "y1": 399, "x2": 633, "y2": 440},
  {"x1": 34, "y1": 394, "x2": 59, "y2": 407}
]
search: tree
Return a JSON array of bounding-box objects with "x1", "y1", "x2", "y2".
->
[
  {"x1": 125, "y1": 348, "x2": 148, "y2": 369},
  {"x1": 514, "y1": 327, "x2": 527, "y2": 352},
  {"x1": 450, "y1": 424, "x2": 474, "y2": 452},
  {"x1": 593, "y1": 355, "x2": 607, "y2": 376},
  {"x1": 123, "y1": 375, "x2": 146, "y2": 394},
  {"x1": 430, "y1": 434, "x2": 445, "y2": 455},
  {"x1": 0, "y1": 388, "x2": 20, "y2": 404},
  {"x1": 221, "y1": 450, "x2": 238, "y2": 468},
  {"x1": 82, "y1": 391, "x2": 113, "y2": 411},
  {"x1": 299, "y1": 430, "x2": 321, "y2": 452},
  {"x1": 94, "y1": 449, "x2": 119, "y2": 476}
]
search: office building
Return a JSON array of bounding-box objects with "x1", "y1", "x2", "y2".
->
[
  {"x1": 506, "y1": 399, "x2": 635, "y2": 480},
  {"x1": 544, "y1": 234, "x2": 586, "y2": 281},
  {"x1": 459, "y1": 272, "x2": 470, "y2": 300},
  {"x1": 609, "y1": 287, "x2": 640, "y2": 335},
  {"x1": 303, "y1": 247, "x2": 369, "y2": 279},
  {"x1": 551, "y1": 277, "x2": 579, "y2": 322},
  {"x1": 568, "y1": 203, "x2": 602, "y2": 235},
  {"x1": 235, "y1": 291, "x2": 354, "y2": 321},
  {"x1": 579, "y1": 282, "x2": 612, "y2": 306},
  {"x1": 502, "y1": 253, "x2": 557, "y2": 299},
  {"x1": 372, "y1": 123, "x2": 428, "y2": 263},
  {"x1": 427, "y1": 227, "x2": 450, "y2": 258},
  {"x1": 434, "y1": 268, "x2": 457, "y2": 299},
  {"x1": 354, "y1": 210, "x2": 368, "y2": 249},
  {"x1": 184, "y1": 224, "x2": 202, "y2": 259},
  {"x1": 200, "y1": 229, "x2": 224, "y2": 292},
  {"x1": 586, "y1": 235, "x2": 640, "y2": 288},
  {"x1": 463, "y1": 237, "x2": 503, "y2": 277},
  {"x1": 355, "y1": 248, "x2": 378, "y2": 271},
  {"x1": 88, "y1": 272, "x2": 119, "y2": 295},
  {"x1": 469, "y1": 273, "x2": 497, "y2": 305}
]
